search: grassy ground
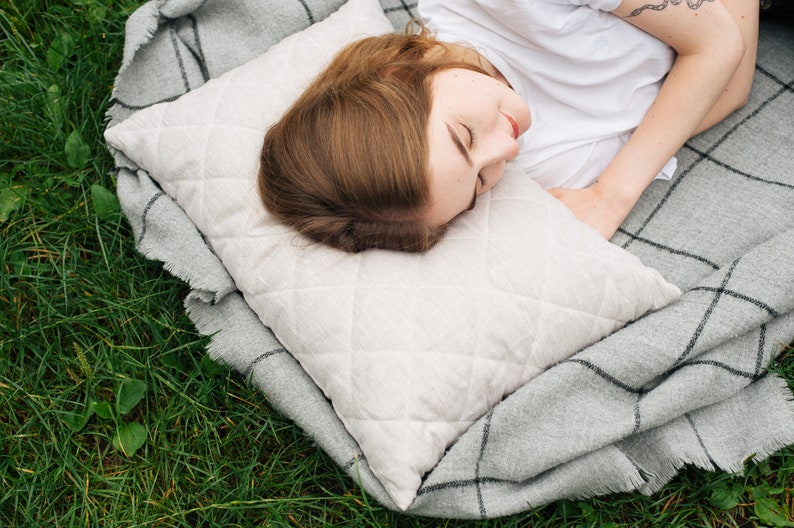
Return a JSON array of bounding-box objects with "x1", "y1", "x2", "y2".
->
[{"x1": 1, "y1": 1, "x2": 792, "y2": 526}]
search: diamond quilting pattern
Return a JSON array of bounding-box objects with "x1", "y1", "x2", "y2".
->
[{"x1": 104, "y1": 0, "x2": 681, "y2": 510}]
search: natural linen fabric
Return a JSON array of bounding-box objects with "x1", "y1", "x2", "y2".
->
[
  {"x1": 105, "y1": 0, "x2": 794, "y2": 519},
  {"x1": 104, "y1": 0, "x2": 680, "y2": 509}
]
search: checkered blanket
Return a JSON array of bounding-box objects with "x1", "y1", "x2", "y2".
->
[{"x1": 106, "y1": 0, "x2": 794, "y2": 518}]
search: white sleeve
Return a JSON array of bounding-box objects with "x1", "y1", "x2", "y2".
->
[{"x1": 566, "y1": 0, "x2": 622, "y2": 12}]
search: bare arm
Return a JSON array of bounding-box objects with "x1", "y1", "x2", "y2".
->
[
  {"x1": 693, "y1": 0, "x2": 758, "y2": 134},
  {"x1": 549, "y1": 0, "x2": 758, "y2": 239}
]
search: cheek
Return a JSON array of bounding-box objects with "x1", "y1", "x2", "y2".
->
[{"x1": 426, "y1": 155, "x2": 474, "y2": 223}]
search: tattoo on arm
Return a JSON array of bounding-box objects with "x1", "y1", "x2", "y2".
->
[{"x1": 625, "y1": 0, "x2": 714, "y2": 17}]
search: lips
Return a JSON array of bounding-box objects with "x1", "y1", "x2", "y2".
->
[{"x1": 501, "y1": 111, "x2": 520, "y2": 140}]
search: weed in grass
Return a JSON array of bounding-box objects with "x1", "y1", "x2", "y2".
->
[
  {"x1": 1, "y1": 0, "x2": 792, "y2": 526},
  {"x1": 61, "y1": 373, "x2": 149, "y2": 457}
]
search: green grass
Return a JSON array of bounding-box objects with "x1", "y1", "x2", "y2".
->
[{"x1": 1, "y1": 1, "x2": 792, "y2": 526}]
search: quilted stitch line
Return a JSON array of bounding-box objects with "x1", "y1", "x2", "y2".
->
[
  {"x1": 411, "y1": 26, "x2": 791, "y2": 509},
  {"x1": 194, "y1": 73, "x2": 234, "y2": 225},
  {"x1": 106, "y1": 5, "x2": 794, "y2": 516}
]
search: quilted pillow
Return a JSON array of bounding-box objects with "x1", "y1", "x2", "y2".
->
[{"x1": 104, "y1": 0, "x2": 681, "y2": 510}]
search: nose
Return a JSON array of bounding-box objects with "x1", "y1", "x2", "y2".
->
[{"x1": 484, "y1": 124, "x2": 521, "y2": 164}]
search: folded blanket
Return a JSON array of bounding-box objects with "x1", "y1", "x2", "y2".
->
[{"x1": 106, "y1": 0, "x2": 794, "y2": 518}]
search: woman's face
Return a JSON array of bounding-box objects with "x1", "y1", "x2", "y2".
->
[{"x1": 423, "y1": 68, "x2": 531, "y2": 226}]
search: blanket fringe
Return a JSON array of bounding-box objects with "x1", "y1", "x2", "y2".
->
[
  {"x1": 640, "y1": 376, "x2": 794, "y2": 495},
  {"x1": 119, "y1": 2, "x2": 162, "y2": 76},
  {"x1": 571, "y1": 468, "x2": 649, "y2": 502}
]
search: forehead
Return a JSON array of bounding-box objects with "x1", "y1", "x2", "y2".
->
[{"x1": 430, "y1": 67, "x2": 488, "y2": 100}]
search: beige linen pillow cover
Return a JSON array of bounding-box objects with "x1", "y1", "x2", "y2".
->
[{"x1": 104, "y1": 0, "x2": 681, "y2": 509}]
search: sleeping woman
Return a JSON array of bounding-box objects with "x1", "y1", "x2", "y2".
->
[{"x1": 258, "y1": 0, "x2": 758, "y2": 252}]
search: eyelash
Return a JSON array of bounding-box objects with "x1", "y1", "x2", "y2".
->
[
  {"x1": 463, "y1": 123, "x2": 476, "y2": 149},
  {"x1": 462, "y1": 124, "x2": 485, "y2": 188}
]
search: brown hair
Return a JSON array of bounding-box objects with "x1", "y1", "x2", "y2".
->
[{"x1": 258, "y1": 24, "x2": 485, "y2": 252}]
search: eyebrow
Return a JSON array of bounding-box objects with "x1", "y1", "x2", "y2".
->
[{"x1": 445, "y1": 123, "x2": 478, "y2": 211}]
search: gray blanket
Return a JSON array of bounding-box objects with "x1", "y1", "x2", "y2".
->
[{"x1": 106, "y1": 0, "x2": 794, "y2": 518}]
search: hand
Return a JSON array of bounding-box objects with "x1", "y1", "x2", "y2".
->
[{"x1": 547, "y1": 183, "x2": 630, "y2": 240}]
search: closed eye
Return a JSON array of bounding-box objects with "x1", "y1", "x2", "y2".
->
[
  {"x1": 463, "y1": 123, "x2": 476, "y2": 149},
  {"x1": 446, "y1": 123, "x2": 472, "y2": 167}
]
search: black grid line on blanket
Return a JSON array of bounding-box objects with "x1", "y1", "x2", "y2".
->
[
  {"x1": 243, "y1": 347, "x2": 289, "y2": 380},
  {"x1": 408, "y1": 58, "x2": 794, "y2": 515},
  {"x1": 619, "y1": 63, "x2": 794, "y2": 255},
  {"x1": 414, "y1": 374, "x2": 777, "y2": 517},
  {"x1": 409, "y1": 228, "x2": 787, "y2": 517},
  {"x1": 236, "y1": 0, "x2": 416, "y2": 386},
  {"x1": 106, "y1": 6, "x2": 794, "y2": 517},
  {"x1": 684, "y1": 413, "x2": 720, "y2": 469},
  {"x1": 414, "y1": 289, "x2": 775, "y2": 520},
  {"x1": 666, "y1": 262, "x2": 772, "y2": 383},
  {"x1": 137, "y1": 191, "x2": 166, "y2": 245},
  {"x1": 185, "y1": 14, "x2": 210, "y2": 83},
  {"x1": 110, "y1": 93, "x2": 184, "y2": 112},
  {"x1": 296, "y1": 0, "x2": 317, "y2": 24},
  {"x1": 612, "y1": 230, "x2": 721, "y2": 270},
  {"x1": 675, "y1": 258, "x2": 743, "y2": 366},
  {"x1": 381, "y1": 0, "x2": 417, "y2": 17},
  {"x1": 109, "y1": 1, "x2": 417, "y2": 113}
]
